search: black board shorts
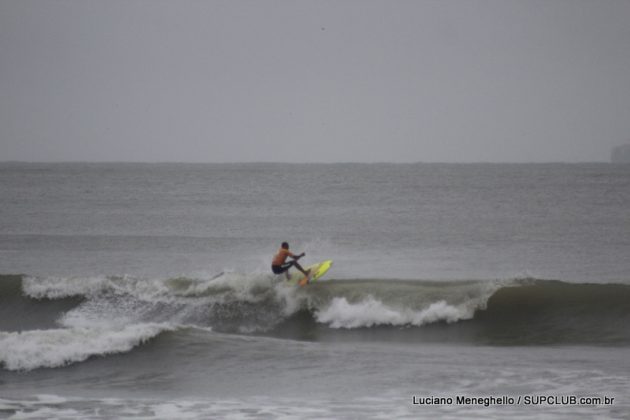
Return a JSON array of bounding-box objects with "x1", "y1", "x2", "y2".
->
[{"x1": 271, "y1": 262, "x2": 294, "y2": 274}]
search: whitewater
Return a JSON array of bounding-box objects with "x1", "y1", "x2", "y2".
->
[{"x1": 1, "y1": 162, "x2": 629, "y2": 419}]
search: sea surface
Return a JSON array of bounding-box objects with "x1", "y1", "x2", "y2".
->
[{"x1": 1, "y1": 162, "x2": 629, "y2": 419}]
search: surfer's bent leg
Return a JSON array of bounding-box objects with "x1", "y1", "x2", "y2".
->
[
  {"x1": 293, "y1": 261, "x2": 310, "y2": 276},
  {"x1": 282, "y1": 261, "x2": 295, "y2": 279},
  {"x1": 272, "y1": 261, "x2": 295, "y2": 280},
  {"x1": 271, "y1": 265, "x2": 285, "y2": 275},
  {"x1": 272, "y1": 261, "x2": 309, "y2": 280}
]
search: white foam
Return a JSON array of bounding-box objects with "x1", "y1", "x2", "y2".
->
[
  {"x1": 273, "y1": 281, "x2": 303, "y2": 316},
  {"x1": 0, "y1": 323, "x2": 174, "y2": 371},
  {"x1": 315, "y1": 296, "x2": 475, "y2": 328},
  {"x1": 22, "y1": 275, "x2": 115, "y2": 299},
  {"x1": 199, "y1": 271, "x2": 278, "y2": 300},
  {"x1": 23, "y1": 272, "x2": 284, "y2": 303},
  {"x1": 0, "y1": 394, "x2": 416, "y2": 420},
  {"x1": 10, "y1": 407, "x2": 82, "y2": 419}
]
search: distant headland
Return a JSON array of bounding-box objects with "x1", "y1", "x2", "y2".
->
[{"x1": 611, "y1": 144, "x2": 630, "y2": 163}]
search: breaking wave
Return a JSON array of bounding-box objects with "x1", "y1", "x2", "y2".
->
[
  {"x1": 315, "y1": 297, "x2": 472, "y2": 328},
  {"x1": 0, "y1": 323, "x2": 174, "y2": 371},
  {"x1": 1, "y1": 273, "x2": 629, "y2": 370}
]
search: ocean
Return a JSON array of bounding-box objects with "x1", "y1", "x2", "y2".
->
[{"x1": 1, "y1": 162, "x2": 629, "y2": 419}]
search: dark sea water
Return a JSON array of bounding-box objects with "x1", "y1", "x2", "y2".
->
[{"x1": 1, "y1": 162, "x2": 629, "y2": 419}]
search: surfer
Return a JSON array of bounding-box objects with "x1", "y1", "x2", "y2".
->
[{"x1": 271, "y1": 242, "x2": 310, "y2": 280}]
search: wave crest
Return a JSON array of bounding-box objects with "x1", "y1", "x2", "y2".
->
[
  {"x1": 0, "y1": 323, "x2": 174, "y2": 371},
  {"x1": 315, "y1": 296, "x2": 474, "y2": 328}
]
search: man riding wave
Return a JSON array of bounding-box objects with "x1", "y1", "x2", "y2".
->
[{"x1": 271, "y1": 242, "x2": 310, "y2": 280}]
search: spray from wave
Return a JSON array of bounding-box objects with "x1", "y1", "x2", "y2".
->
[{"x1": 1, "y1": 272, "x2": 303, "y2": 371}]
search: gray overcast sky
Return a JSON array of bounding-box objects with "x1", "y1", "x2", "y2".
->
[{"x1": 1, "y1": 0, "x2": 629, "y2": 163}]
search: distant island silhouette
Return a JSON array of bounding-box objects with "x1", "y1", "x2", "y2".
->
[{"x1": 611, "y1": 144, "x2": 630, "y2": 163}]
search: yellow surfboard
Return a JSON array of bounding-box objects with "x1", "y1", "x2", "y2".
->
[{"x1": 285, "y1": 260, "x2": 333, "y2": 287}]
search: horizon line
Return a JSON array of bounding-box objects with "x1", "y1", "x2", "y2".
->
[{"x1": 0, "y1": 159, "x2": 615, "y2": 165}]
